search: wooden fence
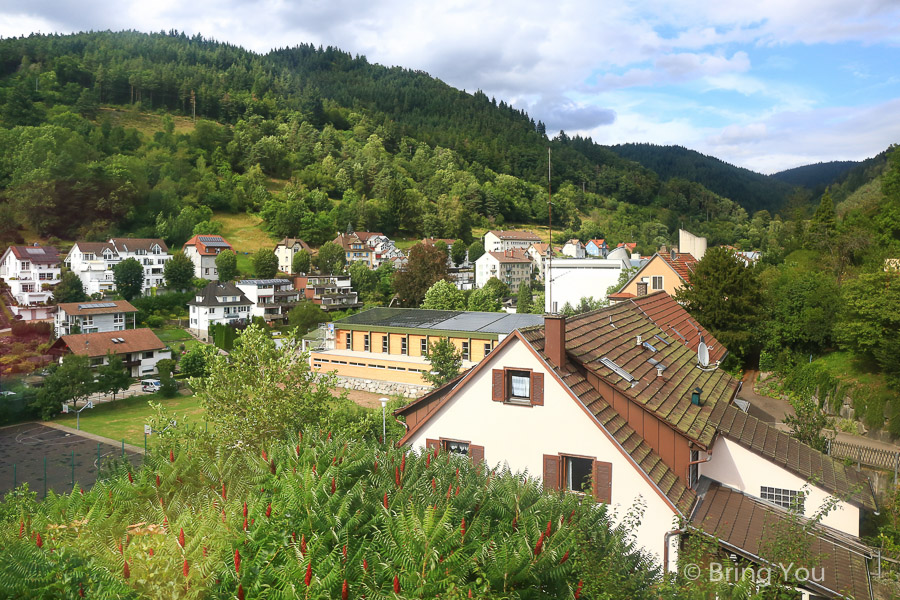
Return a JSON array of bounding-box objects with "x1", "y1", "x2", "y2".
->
[{"x1": 828, "y1": 439, "x2": 900, "y2": 473}]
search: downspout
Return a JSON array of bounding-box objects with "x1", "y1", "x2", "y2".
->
[{"x1": 663, "y1": 529, "x2": 684, "y2": 573}]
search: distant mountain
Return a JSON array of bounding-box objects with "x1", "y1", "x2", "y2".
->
[
  {"x1": 770, "y1": 161, "x2": 859, "y2": 188},
  {"x1": 608, "y1": 143, "x2": 794, "y2": 214}
]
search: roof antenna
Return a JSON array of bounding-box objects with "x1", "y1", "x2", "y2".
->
[{"x1": 547, "y1": 146, "x2": 553, "y2": 314}]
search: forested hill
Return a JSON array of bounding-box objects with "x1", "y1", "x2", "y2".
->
[
  {"x1": 771, "y1": 161, "x2": 858, "y2": 189},
  {"x1": 609, "y1": 143, "x2": 795, "y2": 213}
]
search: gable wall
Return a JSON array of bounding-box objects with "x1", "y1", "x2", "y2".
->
[
  {"x1": 620, "y1": 256, "x2": 684, "y2": 297},
  {"x1": 406, "y1": 338, "x2": 680, "y2": 567}
]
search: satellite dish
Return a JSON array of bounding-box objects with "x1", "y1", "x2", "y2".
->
[{"x1": 697, "y1": 342, "x2": 710, "y2": 368}]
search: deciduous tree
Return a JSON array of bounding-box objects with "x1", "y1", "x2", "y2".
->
[
  {"x1": 316, "y1": 241, "x2": 346, "y2": 275},
  {"x1": 96, "y1": 353, "x2": 132, "y2": 401},
  {"x1": 393, "y1": 243, "x2": 449, "y2": 306},
  {"x1": 163, "y1": 250, "x2": 195, "y2": 291},
  {"x1": 422, "y1": 279, "x2": 465, "y2": 310},
  {"x1": 113, "y1": 257, "x2": 145, "y2": 301},
  {"x1": 215, "y1": 249, "x2": 238, "y2": 282},
  {"x1": 32, "y1": 354, "x2": 95, "y2": 419},
  {"x1": 252, "y1": 248, "x2": 278, "y2": 278},
  {"x1": 423, "y1": 338, "x2": 462, "y2": 387},
  {"x1": 53, "y1": 270, "x2": 87, "y2": 303},
  {"x1": 450, "y1": 239, "x2": 467, "y2": 266},
  {"x1": 467, "y1": 241, "x2": 485, "y2": 263},
  {"x1": 291, "y1": 249, "x2": 311, "y2": 274}
]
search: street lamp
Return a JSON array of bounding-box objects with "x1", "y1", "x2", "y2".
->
[{"x1": 379, "y1": 397, "x2": 389, "y2": 443}]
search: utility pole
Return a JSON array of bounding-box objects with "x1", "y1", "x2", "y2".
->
[{"x1": 547, "y1": 147, "x2": 553, "y2": 314}]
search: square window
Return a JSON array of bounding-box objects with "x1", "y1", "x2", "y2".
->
[
  {"x1": 652, "y1": 276, "x2": 663, "y2": 290},
  {"x1": 564, "y1": 456, "x2": 593, "y2": 493},
  {"x1": 143, "y1": 351, "x2": 154, "y2": 359},
  {"x1": 508, "y1": 370, "x2": 530, "y2": 400}
]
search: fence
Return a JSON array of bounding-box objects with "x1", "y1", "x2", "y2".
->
[{"x1": 828, "y1": 439, "x2": 900, "y2": 474}]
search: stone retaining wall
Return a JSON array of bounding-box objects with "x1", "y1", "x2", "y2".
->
[{"x1": 333, "y1": 375, "x2": 432, "y2": 399}]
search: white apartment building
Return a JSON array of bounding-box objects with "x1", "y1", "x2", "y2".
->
[
  {"x1": 236, "y1": 279, "x2": 301, "y2": 324},
  {"x1": 474, "y1": 250, "x2": 533, "y2": 293},
  {"x1": 50, "y1": 328, "x2": 172, "y2": 378},
  {"x1": 109, "y1": 238, "x2": 171, "y2": 293},
  {"x1": 65, "y1": 238, "x2": 170, "y2": 295},
  {"x1": 183, "y1": 235, "x2": 234, "y2": 280},
  {"x1": 188, "y1": 280, "x2": 252, "y2": 341},
  {"x1": 482, "y1": 230, "x2": 541, "y2": 253},
  {"x1": 0, "y1": 245, "x2": 61, "y2": 321},
  {"x1": 274, "y1": 238, "x2": 312, "y2": 274},
  {"x1": 543, "y1": 257, "x2": 630, "y2": 313},
  {"x1": 54, "y1": 300, "x2": 137, "y2": 338}
]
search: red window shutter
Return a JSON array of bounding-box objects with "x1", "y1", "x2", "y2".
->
[
  {"x1": 543, "y1": 454, "x2": 560, "y2": 491},
  {"x1": 425, "y1": 439, "x2": 440, "y2": 450},
  {"x1": 492, "y1": 369, "x2": 504, "y2": 402},
  {"x1": 469, "y1": 444, "x2": 484, "y2": 466},
  {"x1": 531, "y1": 372, "x2": 544, "y2": 406},
  {"x1": 593, "y1": 460, "x2": 612, "y2": 503}
]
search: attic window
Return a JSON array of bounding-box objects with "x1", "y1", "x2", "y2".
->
[
  {"x1": 509, "y1": 370, "x2": 530, "y2": 400},
  {"x1": 492, "y1": 368, "x2": 544, "y2": 406}
]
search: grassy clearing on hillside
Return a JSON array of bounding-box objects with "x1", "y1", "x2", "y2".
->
[
  {"x1": 813, "y1": 351, "x2": 888, "y2": 389},
  {"x1": 211, "y1": 212, "x2": 274, "y2": 252},
  {"x1": 97, "y1": 107, "x2": 196, "y2": 136},
  {"x1": 51, "y1": 392, "x2": 204, "y2": 449}
]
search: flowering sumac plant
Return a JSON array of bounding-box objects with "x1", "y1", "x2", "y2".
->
[{"x1": 0, "y1": 431, "x2": 635, "y2": 598}]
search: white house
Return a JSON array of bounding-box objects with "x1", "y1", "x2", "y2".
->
[
  {"x1": 109, "y1": 238, "x2": 171, "y2": 293},
  {"x1": 474, "y1": 250, "x2": 533, "y2": 293},
  {"x1": 183, "y1": 234, "x2": 234, "y2": 280},
  {"x1": 544, "y1": 256, "x2": 630, "y2": 313},
  {"x1": 54, "y1": 300, "x2": 137, "y2": 338},
  {"x1": 561, "y1": 239, "x2": 586, "y2": 258},
  {"x1": 274, "y1": 238, "x2": 312, "y2": 274},
  {"x1": 65, "y1": 242, "x2": 119, "y2": 296},
  {"x1": 0, "y1": 245, "x2": 61, "y2": 321},
  {"x1": 526, "y1": 243, "x2": 554, "y2": 282},
  {"x1": 188, "y1": 280, "x2": 252, "y2": 341},
  {"x1": 395, "y1": 295, "x2": 876, "y2": 595},
  {"x1": 50, "y1": 328, "x2": 171, "y2": 378},
  {"x1": 236, "y1": 278, "x2": 301, "y2": 324},
  {"x1": 483, "y1": 230, "x2": 541, "y2": 253}
]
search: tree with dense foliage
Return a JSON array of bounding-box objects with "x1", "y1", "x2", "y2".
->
[
  {"x1": 291, "y1": 249, "x2": 311, "y2": 274},
  {"x1": 675, "y1": 247, "x2": 762, "y2": 362},
  {"x1": 393, "y1": 243, "x2": 449, "y2": 306},
  {"x1": 763, "y1": 269, "x2": 841, "y2": 361},
  {"x1": 252, "y1": 248, "x2": 278, "y2": 278},
  {"x1": 31, "y1": 354, "x2": 95, "y2": 419},
  {"x1": 113, "y1": 257, "x2": 144, "y2": 300},
  {"x1": 467, "y1": 288, "x2": 502, "y2": 312},
  {"x1": 423, "y1": 338, "x2": 463, "y2": 387},
  {"x1": 315, "y1": 241, "x2": 346, "y2": 275},
  {"x1": 156, "y1": 358, "x2": 179, "y2": 398},
  {"x1": 450, "y1": 239, "x2": 467, "y2": 266},
  {"x1": 422, "y1": 279, "x2": 466, "y2": 310},
  {"x1": 467, "y1": 241, "x2": 485, "y2": 263},
  {"x1": 178, "y1": 344, "x2": 218, "y2": 379},
  {"x1": 516, "y1": 282, "x2": 534, "y2": 313},
  {"x1": 287, "y1": 301, "x2": 328, "y2": 336},
  {"x1": 481, "y1": 277, "x2": 510, "y2": 303},
  {"x1": 95, "y1": 353, "x2": 132, "y2": 401},
  {"x1": 52, "y1": 270, "x2": 87, "y2": 304},
  {"x1": 215, "y1": 250, "x2": 238, "y2": 283},
  {"x1": 163, "y1": 250, "x2": 195, "y2": 291},
  {"x1": 193, "y1": 324, "x2": 333, "y2": 448}
]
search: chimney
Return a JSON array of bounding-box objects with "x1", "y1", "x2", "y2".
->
[
  {"x1": 544, "y1": 315, "x2": 566, "y2": 368},
  {"x1": 636, "y1": 281, "x2": 648, "y2": 296}
]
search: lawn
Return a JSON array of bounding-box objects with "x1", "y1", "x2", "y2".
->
[
  {"x1": 51, "y1": 392, "x2": 206, "y2": 449},
  {"x1": 152, "y1": 326, "x2": 204, "y2": 354},
  {"x1": 212, "y1": 212, "x2": 275, "y2": 253}
]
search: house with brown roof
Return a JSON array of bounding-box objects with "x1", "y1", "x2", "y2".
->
[
  {"x1": 474, "y1": 249, "x2": 533, "y2": 293},
  {"x1": 183, "y1": 235, "x2": 234, "y2": 280},
  {"x1": 616, "y1": 249, "x2": 699, "y2": 299},
  {"x1": 561, "y1": 239, "x2": 586, "y2": 258},
  {"x1": 394, "y1": 298, "x2": 875, "y2": 592},
  {"x1": 526, "y1": 243, "x2": 555, "y2": 281},
  {"x1": 55, "y1": 300, "x2": 137, "y2": 337},
  {"x1": 0, "y1": 244, "x2": 61, "y2": 320},
  {"x1": 274, "y1": 238, "x2": 312, "y2": 274},
  {"x1": 483, "y1": 230, "x2": 542, "y2": 253},
  {"x1": 50, "y1": 328, "x2": 172, "y2": 377}
]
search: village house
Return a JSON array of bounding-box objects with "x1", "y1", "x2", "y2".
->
[
  {"x1": 561, "y1": 239, "x2": 586, "y2": 258},
  {"x1": 526, "y1": 243, "x2": 554, "y2": 282},
  {"x1": 54, "y1": 300, "x2": 137, "y2": 338},
  {"x1": 309, "y1": 308, "x2": 544, "y2": 396},
  {"x1": 273, "y1": 237, "x2": 312, "y2": 274},
  {"x1": 483, "y1": 230, "x2": 542, "y2": 253},
  {"x1": 65, "y1": 238, "x2": 170, "y2": 295},
  {"x1": 585, "y1": 239, "x2": 609, "y2": 258},
  {"x1": 475, "y1": 249, "x2": 533, "y2": 293},
  {"x1": 50, "y1": 328, "x2": 172, "y2": 378},
  {"x1": 183, "y1": 234, "x2": 234, "y2": 280},
  {"x1": 614, "y1": 249, "x2": 699, "y2": 301},
  {"x1": 292, "y1": 274, "x2": 362, "y2": 311},
  {"x1": 334, "y1": 232, "x2": 377, "y2": 269},
  {"x1": 236, "y1": 279, "x2": 301, "y2": 325},
  {"x1": 394, "y1": 293, "x2": 876, "y2": 598},
  {"x1": 0, "y1": 244, "x2": 61, "y2": 321},
  {"x1": 188, "y1": 280, "x2": 252, "y2": 341}
]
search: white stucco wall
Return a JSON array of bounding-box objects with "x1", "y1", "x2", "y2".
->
[
  {"x1": 545, "y1": 259, "x2": 629, "y2": 312},
  {"x1": 699, "y1": 437, "x2": 860, "y2": 536},
  {"x1": 407, "y1": 337, "x2": 680, "y2": 568}
]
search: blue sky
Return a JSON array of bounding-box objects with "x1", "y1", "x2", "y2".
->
[{"x1": 2, "y1": 0, "x2": 899, "y2": 173}]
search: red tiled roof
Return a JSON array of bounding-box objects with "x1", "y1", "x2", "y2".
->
[
  {"x1": 658, "y1": 252, "x2": 698, "y2": 283},
  {"x1": 616, "y1": 242, "x2": 637, "y2": 251},
  {"x1": 183, "y1": 234, "x2": 233, "y2": 256},
  {"x1": 488, "y1": 230, "x2": 541, "y2": 241},
  {"x1": 588, "y1": 239, "x2": 606, "y2": 247},
  {"x1": 607, "y1": 292, "x2": 635, "y2": 300},
  {"x1": 630, "y1": 292, "x2": 727, "y2": 363},
  {"x1": 54, "y1": 328, "x2": 166, "y2": 358}
]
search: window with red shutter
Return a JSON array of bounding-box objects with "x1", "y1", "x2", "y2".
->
[
  {"x1": 593, "y1": 460, "x2": 612, "y2": 503},
  {"x1": 530, "y1": 372, "x2": 544, "y2": 406},
  {"x1": 543, "y1": 454, "x2": 560, "y2": 491},
  {"x1": 469, "y1": 444, "x2": 484, "y2": 465}
]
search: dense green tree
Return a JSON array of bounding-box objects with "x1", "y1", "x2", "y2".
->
[
  {"x1": 836, "y1": 271, "x2": 900, "y2": 385},
  {"x1": 252, "y1": 248, "x2": 278, "y2": 278},
  {"x1": 163, "y1": 250, "x2": 195, "y2": 290},
  {"x1": 316, "y1": 241, "x2": 346, "y2": 275},
  {"x1": 481, "y1": 277, "x2": 510, "y2": 302},
  {"x1": 422, "y1": 279, "x2": 466, "y2": 310},
  {"x1": 467, "y1": 240, "x2": 485, "y2": 263},
  {"x1": 291, "y1": 249, "x2": 311, "y2": 274},
  {"x1": 95, "y1": 353, "x2": 132, "y2": 401},
  {"x1": 675, "y1": 247, "x2": 762, "y2": 362},
  {"x1": 348, "y1": 260, "x2": 378, "y2": 300},
  {"x1": 52, "y1": 270, "x2": 87, "y2": 303},
  {"x1": 32, "y1": 354, "x2": 94, "y2": 419},
  {"x1": 450, "y1": 239, "x2": 467, "y2": 266},
  {"x1": 763, "y1": 269, "x2": 840, "y2": 358},
  {"x1": 215, "y1": 249, "x2": 238, "y2": 282},
  {"x1": 178, "y1": 344, "x2": 218, "y2": 379},
  {"x1": 156, "y1": 358, "x2": 179, "y2": 398},
  {"x1": 393, "y1": 243, "x2": 448, "y2": 306},
  {"x1": 467, "y1": 288, "x2": 501, "y2": 312},
  {"x1": 423, "y1": 338, "x2": 463, "y2": 387},
  {"x1": 516, "y1": 282, "x2": 534, "y2": 313},
  {"x1": 113, "y1": 257, "x2": 144, "y2": 300},
  {"x1": 287, "y1": 300, "x2": 329, "y2": 336}
]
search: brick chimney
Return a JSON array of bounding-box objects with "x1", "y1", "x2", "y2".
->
[
  {"x1": 544, "y1": 315, "x2": 566, "y2": 368},
  {"x1": 636, "y1": 281, "x2": 648, "y2": 296}
]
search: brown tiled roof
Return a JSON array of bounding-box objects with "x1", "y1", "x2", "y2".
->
[
  {"x1": 56, "y1": 328, "x2": 166, "y2": 358},
  {"x1": 57, "y1": 300, "x2": 137, "y2": 316},
  {"x1": 333, "y1": 233, "x2": 370, "y2": 251},
  {"x1": 528, "y1": 302, "x2": 738, "y2": 447},
  {"x1": 488, "y1": 230, "x2": 541, "y2": 241},
  {"x1": 486, "y1": 250, "x2": 532, "y2": 264},
  {"x1": 276, "y1": 238, "x2": 312, "y2": 253},
  {"x1": 354, "y1": 232, "x2": 385, "y2": 243},
  {"x1": 709, "y1": 404, "x2": 877, "y2": 511},
  {"x1": 110, "y1": 238, "x2": 169, "y2": 253},
  {"x1": 630, "y1": 292, "x2": 728, "y2": 363},
  {"x1": 691, "y1": 479, "x2": 872, "y2": 600},
  {"x1": 529, "y1": 243, "x2": 555, "y2": 256},
  {"x1": 658, "y1": 252, "x2": 698, "y2": 283},
  {"x1": 420, "y1": 238, "x2": 456, "y2": 247},
  {"x1": 72, "y1": 242, "x2": 115, "y2": 255},
  {"x1": 517, "y1": 327, "x2": 696, "y2": 514},
  {"x1": 8, "y1": 245, "x2": 61, "y2": 264}
]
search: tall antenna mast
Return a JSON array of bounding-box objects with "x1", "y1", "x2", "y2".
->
[{"x1": 547, "y1": 147, "x2": 553, "y2": 314}]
